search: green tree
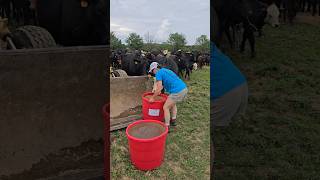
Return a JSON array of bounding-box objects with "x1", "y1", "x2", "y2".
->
[
  {"x1": 110, "y1": 32, "x2": 124, "y2": 50},
  {"x1": 126, "y1": 33, "x2": 144, "y2": 50},
  {"x1": 182, "y1": 45, "x2": 193, "y2": 52},
  {"x1": 143, "y1": 32, "x2": 156, "y2": 51},
  {"x1": 159, "y1": 42, "x2": 171, "y2": 52},
  {"x1": 167, "y1": 33, "x2": 187, "y2": 52},
  {"x1": 195, "y1": 35, "x2": 210, "y2": 53}
]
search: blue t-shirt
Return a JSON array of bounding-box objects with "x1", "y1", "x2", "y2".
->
[
  {"x1": 211, "y1": 43, "x2": 247, "y2": 100},
  {"x1": 155, "y1": 68, "x2": 187, "y2": 94}
]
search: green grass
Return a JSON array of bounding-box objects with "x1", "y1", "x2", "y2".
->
[
  {"x1": 111, "y1": 67, "x2": 210, "y2": 179},
  {"x1": 214, "y1": 24, "x2": 320, "y2": 179}
]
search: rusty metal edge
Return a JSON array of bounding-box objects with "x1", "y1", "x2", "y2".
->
[
  {"x1": 110, "y1": 75, "x2": 149, "y2": 79},
  {"x1": 110, "y1": 115, "x2": 142, "y2": 131},
  {"x1": 0, "y1": 45, "x2": 110, "y2": 55}
]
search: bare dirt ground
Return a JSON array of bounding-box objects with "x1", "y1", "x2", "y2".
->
[{"x1": 295, "y1": 13, "x2": 320, "y2": 25}]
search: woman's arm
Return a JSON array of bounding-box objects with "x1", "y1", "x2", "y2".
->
[{"x1": 150, "y1": 81, "x2": 163, "y2": 102}]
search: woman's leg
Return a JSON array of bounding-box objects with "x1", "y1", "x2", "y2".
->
[
  {"x1": 163, "y1": 98, "x2": 175, "y2": 126},
  {"x1": 171, "y1": 104, "x2": 177, "y2": 119}
]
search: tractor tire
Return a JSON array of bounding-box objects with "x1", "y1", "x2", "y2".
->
[
  {"x1": 113, "y1": 69, "x2": 128, "y2": 77},
  {"x1": 11, "y1": 25, "x2": 56, "y2": 49}
]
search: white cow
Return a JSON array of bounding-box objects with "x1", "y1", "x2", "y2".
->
[
  {"x1": 193, "y1": 63, "x2": 198, "y2": 71},
  {"x1": 265, "y1": 3, "x2": 280, "y2": 27}
]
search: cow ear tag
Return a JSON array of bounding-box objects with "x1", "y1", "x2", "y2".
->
[{"x1": 80, "y1": 0, "x2": 88, "y2": 7}]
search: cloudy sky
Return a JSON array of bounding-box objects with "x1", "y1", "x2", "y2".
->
[{"x1": 111, "y1": 0, "x2": 210, "y2": 45}]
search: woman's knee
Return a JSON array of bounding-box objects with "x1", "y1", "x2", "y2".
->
[
  {"x1": 164, "y1": 99, "x2": 174, "y2": 110},
  {"x1": 163, "y1": 103, "x2": 170, "y2": 111}
]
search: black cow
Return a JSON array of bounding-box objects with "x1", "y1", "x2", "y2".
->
[
  {"x1": 111, "y1": 50, "x2": 124, "y2": 69},
  {"x1": 1, "y1": 0, "x2": 107, "y2": 46},
  {"x1": 308, "y1": 0, "x2": 320, "y2": 16},
  {"x1": 197, "y1": 53, "x2": 210, "y2": 69},
  {"x1": 121, "y1": 52, "x2": 147, "y2": 76},
  {"x1": 145, "y1": 51, "x2": 179, "y2": 76},
  {"x1": 36, "y1": 0, "x2": 108, "y2": 46},
  {"x1": 0, "y1": 0, "x2": 36, "y2": 25},
  {"x1": 281, "y1": 0, "x2": 299, "y2": 23},
  {"x1": 154, "y1": 55, "x2": 179, "y2": 75},
  {"x1": 169, "y1": 51, "x2": 193, "y2": 80},
  {"x1": 185, "y1": 52, "x2": 196, "y2": 73},
  {"x1": 213, "y1": 0, "x2": 267, "y2": 58},
  {"x1": 12, "y1": 0, "x2": 34, "y2": 25},
  {"x1": 299, "y1": 0, "x2": 307, "y2": 11},
  {"x1": 0, "y1": 0, "x2": 10, "y2": 18},
  {"x1": 301, "y1": 0, "x2": 319, "y2": 15}
]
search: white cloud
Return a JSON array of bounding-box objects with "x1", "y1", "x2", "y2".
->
[
  {"x1": 110, "y1": 20, "x2": 135, "y2": 37},
  {"x1": 156, "y1": 19, "x2": 171, "y2": 42},
  {"x1": 119, "y1": 27, "x2": 134, "y2": 32},
  {"x1": 110, "y1": 23, "x2": 121, "y2": 27},
  {"x1": 111, "y1": 0, "x2": 210, "y2": 45}
]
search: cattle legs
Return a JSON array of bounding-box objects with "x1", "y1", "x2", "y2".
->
[
  {"x1": 179, "y1": 69, "x2": 184, "y2": 79},
  {"x1": 185, "y1": 68, "x2": 190, "y2": 80},
  {"x1": 225, "y1": 26, "x2": 234, "y2": 49},
  {"x1": 248, "y1": 31, "x2": 256, "y2": 58},
  {"x1": 300, "y1": 0, "x2": 306, "y2": 11},
  {"x1": 312, "y1": 0, "x2": 317, "y2": 16},
  {"x1": 307, "y1": 0, "x2": 312, "y2": 12},
  {"x1": 240, "y1": 29, "x2": 256, "y2": 58}
]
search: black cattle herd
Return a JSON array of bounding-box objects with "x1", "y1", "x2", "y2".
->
[
  {"x1": 111, "y1": 49, "x2": 210, "y2": 80},
  {"x1": 213, "y1": 0, "x2": 319, "y2": 58},
  {"x1": 0, "y1": 0, "x2": 108, "y2": 46},
  {"x1": 0, "y1": 0, "x2": 36, "y2": 25}
]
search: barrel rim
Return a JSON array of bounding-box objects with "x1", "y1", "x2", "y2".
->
[
  {"x1": 142, "y1": 92, "x2": 168, "y2": 103},
  {"x1": 102, "y1": 103, "x2": 110, "y2": 116},
  {"x1": 126, "y1": 120, "x2": 168, "y2": 142}
]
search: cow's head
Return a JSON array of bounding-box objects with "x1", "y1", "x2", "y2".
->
[
  {"x1": 145, "y1": 52, "x2": 154, "y2": 61},
  {"x1": 265, "y1": 3, "x2": 280, "y2": 27}
]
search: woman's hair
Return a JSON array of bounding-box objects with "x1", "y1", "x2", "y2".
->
[{"x1": 147, "y1": 63, "x2": 162, "y2": 77}]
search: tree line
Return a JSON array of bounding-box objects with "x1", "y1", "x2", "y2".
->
[{"x1": 111, "y1": 32, "x2": 210, "y2": 53}]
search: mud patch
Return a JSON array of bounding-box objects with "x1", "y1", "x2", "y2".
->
[
  {"x1": 1, "y1": 140, "x2": 103, "y2": 180},
  {"x1": 113, "y1": 106, "x2": 142, "y2": 119},
  {"x1": 128, "y1": 122, "x2": 166, "y2": 139},
  {"x1": 295, "y1": 13, "x2": 320, "y2": 25}
]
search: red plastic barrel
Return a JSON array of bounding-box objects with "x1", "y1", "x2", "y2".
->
[
  {"x1": 142, "y1": 92, "x2": 168, "y2": 121},
  {"x1": 102, "y1": 103, "x2": 110, "y2": 180},
  {"x1": 126, "y1": 120, "x2": 168, "y2": 170}
]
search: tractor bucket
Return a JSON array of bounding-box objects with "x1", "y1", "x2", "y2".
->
[
  {"x1": 0, "y1": 46, "x2": 108, "y2": 178},
  {"x1": 110, "y1": 76, "x2": 153, "y2": 131}
]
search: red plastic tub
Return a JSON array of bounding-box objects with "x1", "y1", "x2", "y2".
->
[
  {"x1": 102, "y1": 103, "x2": 110, "y2": 180},
  {"x1": 126, "y1": 120, "x2": 168, "y2": 170},
  {"x1": 142, "y1": 92, "x2": 168, "y2": 121}
]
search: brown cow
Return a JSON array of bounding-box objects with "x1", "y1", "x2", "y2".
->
[
  {"x1": 0, "y1": 16, "x2": 9, "y2": 49},
  {"x1": 197, "y1": 54, "x2": 207, "y2": 69}
]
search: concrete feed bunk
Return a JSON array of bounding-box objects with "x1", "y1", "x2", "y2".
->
[{"x1": 110, "y1": 76, "x2": 153, "y2": 131}]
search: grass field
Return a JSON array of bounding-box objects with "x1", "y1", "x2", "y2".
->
[
  {"x1": 111, "y1": 67, "x2": 210, "y2": 179},
  {"x1": 214, "y1": 23, "x2": 320, "y2": 179}
]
